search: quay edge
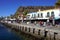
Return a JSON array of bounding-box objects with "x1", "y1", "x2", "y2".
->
[{"x1": 1, "y1": 22, "x2": 60, "y2": 40}]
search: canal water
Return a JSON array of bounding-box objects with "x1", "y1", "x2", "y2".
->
[{"x1": 0, "y1": 24, "x2": 23, "y2": 40}]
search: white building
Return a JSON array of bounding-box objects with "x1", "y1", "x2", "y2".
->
[
  {"x1": 26, "y1": 12, "x2": 37, "y2": 20},
  {"x1": 26, "y1": 8, "x2": 60, "y2": 20},
  {"x1": 4, "y1": 17, "x2": 16, "y2": 23}
]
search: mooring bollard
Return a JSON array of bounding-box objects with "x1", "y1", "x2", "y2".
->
[
  {"x1": 33, "y1": 28, "x2": 35, "y2": 33},
  {"x1": 20, "y1": 26, "x2": 21, "y2": 31},
  {"x1": 44, "y1": 31, "x2": 48, "y2": 37},
  {"x1": 43, "y1": 30, "x2": 48, "y2": 40},
  {"x1": 18, "y1": 26, "x2": 19, "y2": 30},
  {"x1": 17, "y1": 26, "x2": 19, "y2": 29},
  {"x1": 16, "y1": 26, "x2": 17, "y2": 29},
  {"x1": 38, "y1": 29, "x2": 40, "y2": 35},
  {"x1": 49, "y1": 32, "x2": 52, "y2": 40},
  {"x1": 21, "y1": 26, "x2": 23, "y2": 31},
  {"x1": 22, "y1": 26, "x2": 24, "y2": 31},
  {"x1": 15, "y1": 26, "x2": 16, "y2": 29},
  {"x1": 25, "y1": 27, "x2": 27, "y2": 31},
  {"x1": 16, "y1": 26, "x2": 18, "y2": 29},
  {"x1": 29, "y1": 27, "x2": 30, "y2": 32},
  {"x1": 54, "y1": 32, "x2": 58, "y2": 40}
]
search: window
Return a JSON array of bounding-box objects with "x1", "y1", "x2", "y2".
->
[
  {"x1": 38, "y1": 14, "x2": 39, "y2": 17},
  {"x1": 47, "y1": 12, "x2": 50, "y2": 17},
  {"x1": 34, "y1": 14, "x2": 36, "y2": 18},
  {"x1": 27, "y1": 15, "x2": 30, "y2": 18},
  {"x1": 32, "y1": 14, "x2": 33, "y2": 18},
  {"x1": 51, "y1": 11, "x2": 54, "y2": 16},
  {"x1": 41, "y1": 13, "x2": 43, "y2": 17}
]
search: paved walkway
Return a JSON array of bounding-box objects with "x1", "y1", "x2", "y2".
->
[{"x1": 8, "y1": 22, "x2": 60, "y2": 33}]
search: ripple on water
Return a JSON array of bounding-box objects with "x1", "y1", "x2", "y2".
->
[{"x1": 0, "y1": 24, "x2": 23, "y2": 40}]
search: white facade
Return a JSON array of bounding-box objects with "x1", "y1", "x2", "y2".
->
[
  {"x1": 26, "y1": 12, "x2": 37, "y2": 20},
  {"x1": 26, "y1": 8, "x2": 60, "y2": 20}
]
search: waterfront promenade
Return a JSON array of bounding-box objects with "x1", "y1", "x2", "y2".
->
[{"x1": 2, "y1": 22, "x2": 60, "y2": 40}]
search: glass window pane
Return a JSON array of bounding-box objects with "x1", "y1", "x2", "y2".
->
[
  {"x1": 47, "y1": 12, "x2": 50, "y2": 17},
  {"x1": 41, "y1": 13, "x2": 43, "y2": 17},
  {"x1": 32, "y1": 14, "x2": 33, "y2": 18},
  {"x1": 38, "y1": 14, "x2": 39, "y2": 17},
  {"x1": 51, "y1": 11, "x2": 54, "y2": 16}
]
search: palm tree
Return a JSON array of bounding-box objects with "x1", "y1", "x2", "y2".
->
[{"x1": 23, "y1": 10, "x2": 28, "y2": 16}]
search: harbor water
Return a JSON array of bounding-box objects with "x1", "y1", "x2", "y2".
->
[{"x1": 0, "y1": 24, "x2": 23, "y2": 40}]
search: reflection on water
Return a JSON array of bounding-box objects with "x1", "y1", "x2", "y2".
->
[
  {"x1": 7, "y1": 28, "x2": 11, "y2": 32},
  {"x1": 0, "y1": 24, "x2": 23, "y2": 40},
  {"x1": 0, "y1": 24, "x2": 40, "y2": 40}
]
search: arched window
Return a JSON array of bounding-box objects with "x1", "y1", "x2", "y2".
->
[
  {"x1": 41, "y1": 13, "x2": 43, "y2": 17},
  {"x1": 51, "y1": 11, "x2": 54, "y2": 16},
  {"x1": 34, "y1": 14, "x2": 36, "y2": 18},
  {"x1": 47, "y1": 12, "x2": 50, "y2": 17},
  {"x1": 27, "y1": 15, "x2": 30, "y2": 18},
  {"x1": 38, "y1": 14, "x2": 39, "y2": 17},
  {"x1": 32, "y1": 14, "x2": 33, "y2": 18}
]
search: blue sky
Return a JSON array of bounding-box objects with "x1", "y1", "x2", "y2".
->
[{"x1": 0, "y1": 0, "x2": 57, "y2": 17}]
